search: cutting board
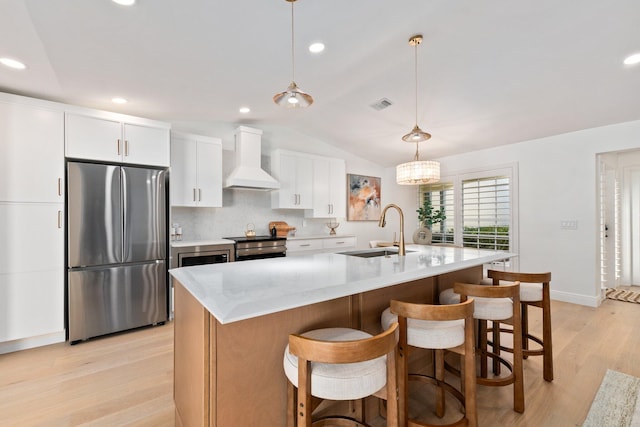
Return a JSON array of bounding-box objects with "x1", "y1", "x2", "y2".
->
[{"x1": 269, "y1": 221, "x2": 296, "y2": 237}]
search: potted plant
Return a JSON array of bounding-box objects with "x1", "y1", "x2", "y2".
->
[{"x1": 414, "y1": 199, "x2": 446, "y2": 244}]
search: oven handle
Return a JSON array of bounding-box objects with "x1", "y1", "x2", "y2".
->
[{"x1": 236, "y1": 246, "x2": 287, "y2": 257}]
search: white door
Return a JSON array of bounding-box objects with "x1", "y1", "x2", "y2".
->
[
  {"x1": 171, "y1": 138, "x2": 198, "y2": 207},
  {"x1": 0, "y1": 103, "x2": 64, "y2": 203},
  {"x1": 123, "y1": 123, "x2": 170, "y2": 167},
  {"x1": 196, "y1": 141, "x2": 222, "y2": 207}
]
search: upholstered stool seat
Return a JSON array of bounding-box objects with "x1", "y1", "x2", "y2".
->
[
  {"x1": 382, "y1": 299, "x2": 477, "y2": 427},
  {"x1": 439, "y1": 282, "x2": 524, "y2": 413},
  {"x1": 284, "y1": 325, "x2": 399, "y2": 427},
  {"x1": 439, "y1": 288, "x2": 513, "y2": 320}
]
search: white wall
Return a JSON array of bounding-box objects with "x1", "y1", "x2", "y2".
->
[
  {"x1": 438, "y1": 120, "x2": 640, "y2": 306},
  {"x1": 170, "y1": 121, "x2": 418, "y2": 250}
]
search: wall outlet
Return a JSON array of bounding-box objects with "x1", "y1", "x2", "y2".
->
[{"x1": 560, "y1": 219, "x2": 578, "y2": 230}]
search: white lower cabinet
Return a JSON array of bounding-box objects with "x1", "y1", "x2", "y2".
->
[
  {"x1": 0, "y1": 203, "x2": 64, "y2": 345},
  {"x1": 287, "y1": 236, "x2": 356, "y2": 255}
]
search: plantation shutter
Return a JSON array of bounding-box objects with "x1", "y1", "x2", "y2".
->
[{"x1": 461, "y1": 175, "x2": 511, "y2": 251}]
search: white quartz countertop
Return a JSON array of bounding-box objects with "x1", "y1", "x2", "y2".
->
[
  {"x1": 169, "y1": 245, "x2": 516, "y2": 325},
  {"x1": 287, "y1": 234, "x2": 355, "y2": 240},
  {"x1": 170, "y1": 239, "x2": 235, "y2": 248}
]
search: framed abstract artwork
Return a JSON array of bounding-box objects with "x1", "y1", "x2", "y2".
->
[{"x1": 347, "y1": 174, "x2": 381, "y2": 221}]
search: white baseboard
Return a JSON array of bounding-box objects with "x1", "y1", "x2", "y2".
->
[
  {"x1": 551, "y1": 289, "x2": 602, "y2": 307},
  {"x1": 0, "y1": 331, "x2": 66, "y2": 355}
]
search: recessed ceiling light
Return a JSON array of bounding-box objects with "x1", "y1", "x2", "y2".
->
[
  {"x1": 112, "y1": 0, "x2": 136, "y2": 5},
  {"x1": 309, "y1": 42, "x2": 325, "y2": 53},
  {"x1": 624, "y1": 53, "x2": 640, "y2": 65},
  {"x1": 0, "y1": 57, "x2": 26, "y2": 70},
  {"x1": 112, "y1": 97, "x2": 128, "y2": 104},
  {"x1": 239, "y1": 107, "x2": 251, "y2": 114}
]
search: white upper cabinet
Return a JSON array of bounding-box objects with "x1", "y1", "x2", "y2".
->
[
  {"x1": 0, "y1": 101, "x2": 64, "y2": 203},
  {"x1": 171, "y1": 132, "x2": 222, "y2": 207},
  {"x1": 307, "y1": 157, "x2": 346, "y2": 218},
  {"x1": 65, "y1": 113, "x2": 170, "y2": 167},
  {"x1": 271, "y1": 149, "x2": 313, "y2": 209}
]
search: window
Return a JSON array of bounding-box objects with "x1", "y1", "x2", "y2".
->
[
  {"x1": 462, "y1": 176, "x2": 510, "y2": 251},
  {"x1": 419, "y1": 164, "x2": 518, "y2": 268},
  {"x1": 419, "y1": 182, "x2": 454, "y2": 244}
]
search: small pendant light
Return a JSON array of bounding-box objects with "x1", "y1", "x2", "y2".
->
[
  {"x1": 397, "y1": 34, "x2": 440, "y2": 185},
  {"x1": 273, "y1": 0, "x2": 313, "y2": 108}
]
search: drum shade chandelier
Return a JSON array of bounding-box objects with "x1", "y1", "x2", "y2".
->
[
  {"x1": 273, "y1": 0, "x2": 313, "y2": 108},
  {"x1": 396, "y1": 34, "x2": 440, "y2": 185}
]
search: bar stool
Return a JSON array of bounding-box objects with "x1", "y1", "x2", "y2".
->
[
  {"x1": 485, "y1": 270, "x2": 553, "y2": 382},
  {"x1": 381, "y1": 299, "x2": 477, "y2": 427},
  {"x1": 283, "y1": 324, "x2": 399, "y2": 427},
  {"x1": 439, "y1": 282, "x2": 524, "y2": 413}
]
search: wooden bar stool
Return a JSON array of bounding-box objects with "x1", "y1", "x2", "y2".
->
[
  {"x1": 439, "y1": 282, "x2": 524, "y2": 413},
  {"x1": 485, "y1": 270, "x2": 553, "y2": 382},
  {"x1": 283, "y1": 324, "x2": 399, "y2": 427},
  {"x1": 381, "y1": 299, "x2": 477, "y2": 427}
]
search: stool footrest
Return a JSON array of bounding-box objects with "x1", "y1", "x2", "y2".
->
[{"x1": 407, "y1": 373, "x2": 469, "y2": 427}]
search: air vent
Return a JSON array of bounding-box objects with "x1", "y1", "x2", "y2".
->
[{"x1": 370, "y1": 98, "x2": 393, "y2": 111}]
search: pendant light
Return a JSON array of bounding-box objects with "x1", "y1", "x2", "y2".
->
[
  {"x1": 396, "y1": 34, "x2": 440, "y2": 185},
  {"x1": 273, "y1": 0, "x2": 313, "y2": 108}
]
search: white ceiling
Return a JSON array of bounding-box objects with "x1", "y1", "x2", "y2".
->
[{"x1": 1, "y1": 0, "x2": 639, "y2": 167}]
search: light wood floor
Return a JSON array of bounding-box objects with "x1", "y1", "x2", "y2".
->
[{"x1": 1, "y1": 298, "x2": 640, "y2": 426}]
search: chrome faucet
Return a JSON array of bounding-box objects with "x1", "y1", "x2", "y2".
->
[{"x1": 378, "y1": 204, "x2": 405, "y2": 256}]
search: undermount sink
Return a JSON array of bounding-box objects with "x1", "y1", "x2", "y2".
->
[{"x1": 338, "y1": 249, "x2": 415, "y2": 258}]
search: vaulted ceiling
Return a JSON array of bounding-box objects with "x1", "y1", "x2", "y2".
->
[{"x1": 1, "y1": 0, "x2": 639, "y2": 166}]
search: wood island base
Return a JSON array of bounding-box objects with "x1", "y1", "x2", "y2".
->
[{"x1": 173, "y1": 266, "x2": 482, "y2": 426}]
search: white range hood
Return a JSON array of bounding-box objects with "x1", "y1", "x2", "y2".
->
[{"x1": 224, "y1": 126, "x2": 280, "y2": 190}]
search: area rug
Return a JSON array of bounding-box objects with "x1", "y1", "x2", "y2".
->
[
  {"x1": 583, "y1": 369, "x2": 640, "y2": 426},
  {"x1": 605, "y1": 288, "x2": 640, "y2": 304}
]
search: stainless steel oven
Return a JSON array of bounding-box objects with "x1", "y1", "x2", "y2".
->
[
  {"x1": 169, "y1": 241, "x2": 235, "y2": 319},
  {"x1": 170, "y1": 242, "x2": 235, "y2": 268},
  {"x1": 223, "y1": 236, "x2": 287, "y2": 261}
]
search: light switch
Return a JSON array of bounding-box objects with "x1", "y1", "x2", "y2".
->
[{"x1": 560, "y1": 219, "x2": 578, "y2": 230}]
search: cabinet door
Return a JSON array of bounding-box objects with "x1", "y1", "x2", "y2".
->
[
  {"x1": 0, "y1": 203, "x2": 64, "y2": 342},
  {"x1": 311, "y1": 157, "x2": 331, "y2": 216},
  {"x1": 295, "y1": 155, "x2": 314, "y2": 209},
  {"x1": 328, "y1": 158, "x2": 346, "y2": 217},
  {"x1": 0, "y1": 102, "x2": 64, "y2": 203},
  {"x1": 124, "y1": 123, "x2": 170, "y2": 167},
  {"x1": 272, "y1": 151, "x2": 299, "y2": 208},
  {"x1": 65, "y1": 114, "x2": 122, "y2": 162},
  {"x1": 171, "y1": 138, "x2": 198, "y2": 207},
  {"x1": 196, "y1": 141, "x2": 223, "y2": 207}
]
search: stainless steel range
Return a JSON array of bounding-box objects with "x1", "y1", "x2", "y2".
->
[{"x1": 224, "y1": 236, "x2": 287, "y2": 261}]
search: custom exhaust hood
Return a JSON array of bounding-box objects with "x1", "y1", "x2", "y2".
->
[{"x1": 224, "y1": 126, "x2": 280, "y2": 190}]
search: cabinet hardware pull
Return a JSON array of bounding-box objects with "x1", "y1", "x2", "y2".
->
[
  {"x1": 58, "y1": 178, "x2": 62, "y2": 196},
  {"x1": 117, "y1": 139, "x2": 121, "y2": 155},
  {"x1": 193, "y1": 188, "x2": 197, "y2": 202},
  {"x1": 124, "y1": 140, "x2": 129, "y2": 156},
  {"x1": 336, "y1": 241, "x2": 345, "y2": 244},
  {"x1": 57, "y1": 210, "x2": 62, "y2": 229},
  {"x1": 300, "y1": 244, "x2": 311, "y2": 247},
  {"x1": 198, "y1": 188, "x2": 202, "y2": 201}
]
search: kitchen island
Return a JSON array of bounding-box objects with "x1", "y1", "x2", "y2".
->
[{"x1": 170, "y1": 245, "x2": 513, "y2": 426}]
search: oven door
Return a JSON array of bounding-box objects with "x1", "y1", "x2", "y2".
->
[{"x1": 179, "y1": 250, "x2": 230, "y2": 267}]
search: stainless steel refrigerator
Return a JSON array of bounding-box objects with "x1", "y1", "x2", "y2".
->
[{"x1": 67, "y1": 161, "x2": 168, "y2": 343}]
